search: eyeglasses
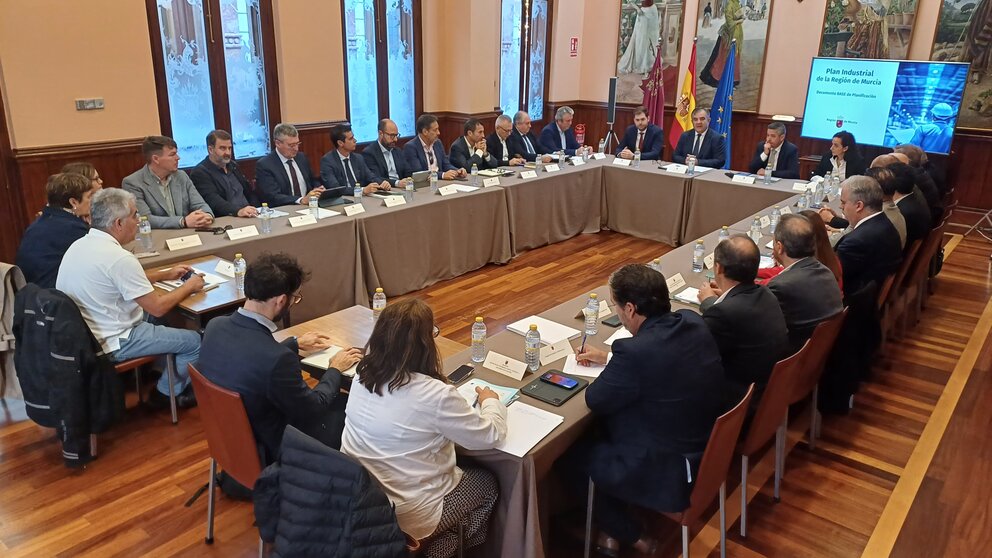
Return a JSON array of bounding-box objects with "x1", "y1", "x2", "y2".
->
[
  {"x1": 432, "y1": 325, "x2": 440, "y2": 338},
  {"x1": 497, "y1": 126, "x2": 513, "y2": 133},
  {"x1": 195, "y1": 225, "x2": 233, "y2": 235},
  {"x1": 383, "y1": 132, "x2": 399, "y2": 138},
  {"x1": 292, "y1": 293, "x2": 304, "y2": 305},
  {"x1": 279, "y1": 139, "x2": 303, "y2": 148}
]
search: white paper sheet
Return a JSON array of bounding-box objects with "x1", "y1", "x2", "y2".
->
[
  {"x1": 495, "y1": 402, "x2": 564, "y2": 458},
  {"x1": 506, "y1": 316, "x2": 581, "y2": 345},
  {"x1": 604, "y1": 328, "x2": 632, "y2": 346},
  {"x1": 562, "y1": 353, "x2": 613, "y2": 379},
  {"x1": 300, "y1": 345, "x2": 359, "y2": 377}
]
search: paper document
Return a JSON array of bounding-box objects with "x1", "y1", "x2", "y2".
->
[
  {"x1": 300, "y1": 345, "x2": 359, "y2": 377},
  {"x1": 257, "y1": 207, "x2": 290, "y2": 217},
  {"x1": 457, "y1": 379, "x2": 520, "y2": 407},
  {"x1": 507, "y1": 316, "x2": 581, "y2": 345},
  {"x1": 451, "y1": 185, "x2": 479, "y2": 193},
  {"x1": 477, "y1": 169, "x2": 504, "y2": 177},
  {"x1": 154, "y1": 271, "x2": 228, "y2": 292},
  {"x1": 563, "y1": 353, "x2": 612, "y2": 379},
  {"x1": 759, "y1": 255, "x2": 775, "y2": 269},
  {"x1": 673, "y1": 287, "x2": 701, "y2": 306},
  {"x1": 496, "y1": 402, "x2": 564, "y2": 458},
  {"x1": 604, "y1": 328, "x2": 632, "y2": 346},
  {"x1": 295, "y1": 208, "x2": 340, "y2": 219}
]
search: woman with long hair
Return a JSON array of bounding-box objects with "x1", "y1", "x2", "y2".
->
[{"x1": 813, "y1": 130, "x2": 866, "y2": 180}]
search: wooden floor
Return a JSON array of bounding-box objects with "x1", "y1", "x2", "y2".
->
[{"x1": 1, "y1": 226, "x2": 991, "y2": 557}]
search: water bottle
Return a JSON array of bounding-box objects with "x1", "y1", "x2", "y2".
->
[
  {"x1": 309, "y1": 193, "x2": 319, "y2": 218},
  {"x1": 718, "y1": 225, "x2": 730, "y2": 243},
  {"x1": 770, "y1": 206, "x2": 781, "y2": 233},
  {"x1": 633, "y1": 149, "x2": 641, "y2": 168},
  {"x1": 429, "y1": 173, "x2": 438, "y2": 194},
  {"x1": 598, "y1": 138, "x2": 606, "y2": 154},
  {"x1": 763, "y1": 169, "x2": 772, "y2": 184},
  {"x1": 404, "y1": 180, "x2": 415, "y2": 203},
  {"x1": 582, "y1": 147, "x2": 590, "y2": 162},
  {"x1": 750, "y1": 217, "x2": 762, "y2": 243},
  {"x1": 558, "y1": 150, "x2": 565, "y2": 164},
  {"x1": 831, "y1": 172, "x2": 841, "y2": 198},
  {"x1": 797, "y1": 191, "x2": 810, "y2": 210},
  {"x1": 137, "y1": 216, "x2": 153, "y2": 251},
  {"x1": 686, "y1": 154, "x2": 697, "y2": 176},
  {"x1": 353, "y1": 181, "x2": 362, "y2": 199},
  {"x1": 259, "y1": 203, "x2": 272, "y2": 234},
  {"x1": 372, "y1": 288, "x2": 386, "y2": 321},
  {"x1": 692, "y1": 240, "x2": 705, "y2": 273},
  {"x1": 471, "y1": 316, "x2": 487, "y2": 363},
  {"x1": 524, "y1": 324, "x2": 541, "y2": 372},
  {"x1": 811, "y1": 180, "x2": 824, "y2": 209},
  {"x1": 583, "y1": 293, "x2": 599, "y2": 336},
  {"x1": 234, "y1": 253, "x2": 247, "y2": 294},
  {"x1": 470, "y1": 163, "x2": 479, "y2": 187},
  {"x1": 650, "y1": 258, "x2": 662, "y2": 273}
]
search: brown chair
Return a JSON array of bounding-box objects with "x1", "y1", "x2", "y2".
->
[
  {"x1": 583, "y1": 385, "x2": 755, "y2": 558},
  {"x1": 738, "y1": 345, "x2": 808, "y2": 537},
  {"x1": 188, "y1": 364, "x2": 263, "y2": 555},
  {"x1": 880, "y1": 239, "x2": 922, "y2": 344},
  {"x1": 900, "y1": 217, "x2": 949, "y2": 335},
  {"x1": 789, "y1": 309, "x2": 847, "y2": 449}
]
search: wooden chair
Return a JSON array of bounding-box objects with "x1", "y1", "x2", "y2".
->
[
  {"x1": 880, "y1": 239, "x2": 922, "y2": 345},
  {"x1": 188, "y1": 364, "x2": 264, "y2": 556},
  {"x1": 789, "y1": 309, "x2": 847, "y2": 449},
  {"x1": 738, "y1": 345, "x2": 808, "y2": 537},
  {"x1": 89, "y1": 354, "x2": 176, "y2": 458},
  {"x1": 583, "y1": 385, "x2": 754, "y2": 558},
  {"x1": 899, "y1": 217, "x2": 949, "y2": 335}
]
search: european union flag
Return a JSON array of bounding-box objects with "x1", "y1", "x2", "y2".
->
[{"x1": 710, "y1": 40, "x2": 737, "y2": 170}]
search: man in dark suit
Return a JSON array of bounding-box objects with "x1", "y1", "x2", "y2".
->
[
  {"x1": 254, "y1": 123, "x2": 324, "y2": 207},
  {"x1": 834, "y1": 176, "x2": 903, "y2": 297},
  {"x1": 189, "y1": 129, "x2": 258, "y2": 218},
  {"x1": 672, "y1": 108, "x2": 727, "y2": 168},
  {"x1": 820, "y1": 166, "x2": 908, "y2": 249},
  {"x1": 892, "y1": 148, "x2": 944, "y2": 224},
  {"x1": 487, "y1": 114, "x2": 526, "y2": 166},
  {"x1": 561, "y1": 264, "x2": 729, "y2": 554},
  {"x1": 401, "y1": 114, "x2": 466, "y2": 180},
  {"x1": 506, "y1": 110, "x2": 552, "y2": 163},
  {"x1": 538, "y1": 106, "x2": 586, "y2": 156},
  {"x1": 888, "y1": 162, "x2": 933, "y2": 247},
  {"x1": 766, "y1": 214, "x2": 844, "y2": 352},
  {"x1": 748, "y1": 122, "x2": 800, "y2": 179},
  {"x1": 698, "y1": 235, "x2": 789, "y2": 390},
  {"x1": 449, "y1": 117, "x2": 499, "y2": 171},
  {"x1": 320, "y1": 124, "x2": 388, "y2": 196},
  {"x1": 197, "y1": 253, "x2": 361, "y2": 465},
  {"x1": 615, "y1": 106, "x2": 663, "y2": 161},
  {"x1": 362, "y1": 118, "x2": 413, "y2": 187}
]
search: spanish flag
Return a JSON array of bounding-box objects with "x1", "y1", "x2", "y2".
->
[{"x1": 668, "y1": 38, "x2": 697, "y2": 150}]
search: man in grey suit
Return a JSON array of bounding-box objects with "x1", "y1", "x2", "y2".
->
[
  {"x1": 123, "y1": 136, "x2": 214, "y2": 229},
  {"x1": 766, "y1": 214, "x2": 844, "y2": 352}
]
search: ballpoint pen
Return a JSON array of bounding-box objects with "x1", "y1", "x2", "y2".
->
[
  {"x1": 472, "y1": 394, "x2": 480, "y2": 408},
  {"x1": 579, "y1": 332, "x2": 587, "y2": 355}
]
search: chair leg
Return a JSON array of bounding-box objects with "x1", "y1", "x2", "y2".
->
[
  {"x1": 258, "y1": 535, "x2": 264, "y2": 558},
  {"x1": 166, "y1": 354, "x2": 178, "y2": 425},
  {"x1": 740, "y1": 455, "x2": 748, "y2": 537},
  {"x1": 206, "y1": 458, "x2": 217, "y2": 544},
  {"x1": 583, "y1": 478, "x2": 595, "y2": 558},
  {"x1": 457, "y1": 519, "x2": 465, "y2": 558},
  {"x1": 774, "y1": 421, "x2": 784, "y2": 502},
  {"x1": 90, "y1": 434, "x2": 98, "y2": 458},
  {"x1": 682, "y1": 524, "x2": 690, "y2": 558},
  {"x1": 719, "y1": 482, "x2": 727, "y2": 558},
  {"x1": 809, "y1": 385, "x2": 819, "y2": 450}
]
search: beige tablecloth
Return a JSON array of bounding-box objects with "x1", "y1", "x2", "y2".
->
[
  {"x1": 602, "y1": 163, "x2": 690, "y2": 245},
  {"x1": 681, "y1": 171, "x2": 803, "y2": 243}
]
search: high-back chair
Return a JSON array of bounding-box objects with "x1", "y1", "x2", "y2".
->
[
  {"x1": 791, "y1": 309, "x2": 847, "y2": 448},
  {"x1": 879, "y1": 239, "x2": 921, "y2": 345}
]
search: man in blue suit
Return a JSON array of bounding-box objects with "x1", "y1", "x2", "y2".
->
[
  {"x1": 506, "y1": 111, "x2": 552, "y2": 163},
  {"x1": 748, "y1": 122, "x2": 800, "y2": 179},
  {"x1": 254, "y1": 123, "x2": 325, "y2": 207},
  {"x1": 197, "y1": 253, "x2": 362, "y2": 465},
  {"x1": 672, "y1": 108, "x2": 726, "y2": 168},
  {"x1": 362, "y1": 118, "x2": 413, "y2": 188},
  {"x1": 320, "y1": 124, "x2": 388, "y2": 196},
  {"x1": 538, "y1": 106, "x2": 586, "y2": 156},
  {"x1": 402, "y1": 114, "x2": 466, "y2": 180},
  {"x1": 615, "y1": 106, "x2": 663, "y2": 160}
]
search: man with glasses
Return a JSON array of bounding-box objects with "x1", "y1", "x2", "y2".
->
[
  {"x1": 487, "y1": 114, "x2": 526, "y2": 166},
  {"x1": 362, "y1": 118, "x2": 414, "y2": 188},
  {"x1": 255, "y1": 123, "x2": 325, "y2": 207},
  {"x1": 197, "y1": 253, "x2": 361, "y2": 465},
  {"x1": 190, "y1": 129, "x2": 259, "y2": 218},
  {"x1": 506, "y1": 110, "x2": 552, "y2": 163}
]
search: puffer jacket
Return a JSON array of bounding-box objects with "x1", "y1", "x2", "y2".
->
[{"x1": 254, "y1": 426, "x2": 408, "y2": 558}]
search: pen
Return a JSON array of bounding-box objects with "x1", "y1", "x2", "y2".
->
[
  {"x1": 472, "y1": 395, "x2": 480, "y2": 408},
  {"x1": 579, "y1": 333, "x2": 587, "y2": 355}
]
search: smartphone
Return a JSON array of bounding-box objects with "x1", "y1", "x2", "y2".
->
[
  {"x1": 602, "y1": 315, "x2": 622, "y2": 328},
  {"x1": 180, "y1": 269, "x2": 196, "y2": 282},
  {"x1": 540, "y1": 371, "x2": 579, "y2": 390},
  {"x1": 447, "y1": 364, "x2": 474, "y2": 384}
]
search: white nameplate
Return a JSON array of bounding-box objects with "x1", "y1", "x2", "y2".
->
[
  {"x1": 666, "y1": 164, "x2": 689, "y2": 175},
  {"x1": 760, "y1": 215, "x2": 771, "y2": 229},
  {"x1": 288, "y1": 214, "x2": 317, "y2": 228},
  {"x1": 437, "y1": 185, "x2": 458, "y2": 196},
  {"x1": 226, "y1": 225, "x2": 259, "y2": 240},
  {"x1": 344, "y1": 204, "x2": 366, "y2": 216},
  {"x1": 296, "y1": 208, "x2": 340, "y2": 220},
  {"x1": 570, "y1": 157, "x2": 586, "y2": 166},
  {"x1": 666, "y1": 273, "x2": 687, "y2": 292},
  {"x1": 732, "y1": 174, "x2": 756, "y2": 184},
  {"x1": 483, "y1": 177, "x2": 501, "y2": 187},
  {"x1": 544, "y1": 164, "x2": 561, "y2": 173},
  {"x1": 166, "y1": 235, "x2": 202, "y2": 251},
  {"x1": 214, "y1": 260, "x2": 235, "y2": 278},
  {"x1": 520, "y1": 170, "x2": 538, "y2": 179},
  {"x1": 792, "y1": 182, "x2": 811, "y2": 192},
  {"x1": 704, "y1": 253, "x2": 715, "y2": 270},
  {"x1": 612, "y1": 158, "x2": 631, "y2": 167},
  {"x1": 483, "y1": 351, "x2": 528, "y2": 381},
  {"x1": 592, "y1": 152, "x2": 607, "y2": 160},
  {"x1": 780, "y1": 205, "x2": 792, "y2": 215},
  {"x1": 540, "y1": 340, "x2": 573, "y2": 366},
  {"x1": 766, "y1": 240, "x2": 775, "y2": 249},
  {"x1": 383, "y1": 195, "x2": 407, "y2": 207}
]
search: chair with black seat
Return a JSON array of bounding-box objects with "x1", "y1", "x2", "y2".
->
[{"x1": 583, "y1": 385, "x2": 755, "y2": 558}]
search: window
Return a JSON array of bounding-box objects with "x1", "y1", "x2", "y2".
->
[
  {"x1": 147, "y1": 0, "x2": 279, "y2": 162},
  {"x1": 499, "y1": 0, "x2": 551, "y2": 121},
  {"x1": 342, "y1": 0, "x2": 420, "y2": 143}
]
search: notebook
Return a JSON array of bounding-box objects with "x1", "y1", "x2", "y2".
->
[
  {"x1": 506, "y1": 316, "x2": 581, "y2": 345},
  {"x1": 300, "y1": 345, "x2": 359, "y2": 377},
  {"x1": 456, "y1": 379, "x2": 520, "y2": 407}
]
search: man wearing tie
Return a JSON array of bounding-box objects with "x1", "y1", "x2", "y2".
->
[
  {"x1": 487, "y1": 114, "x2": 525, "y2": 166},
  {"x1": 672, "y1": 108, "x2": 727, "y2": 168},
  {"x1": 320, "y1": 124, "x2": 388, "y2": 196},
  {"x1": 748, "y1": 122, "x2": 800, "y2": 179},
  {"x1": 538, "y1": 106, "x2": 585, "y2": 156},
  {"x1": 615, "y1": 106, "x2": 663, "y2": 160},
  {"x1": 362, "y1": 118, "x2": 413, "y2": 188},
  {"x1": 506, "y1": 111, "x2": 552, "y2": 163},
  {"x1": 402, "y1": 114, "x2": 465, "y2": 180},
  {"x1": 255, "y1": 123, "x2": 325, "y2": 207}
]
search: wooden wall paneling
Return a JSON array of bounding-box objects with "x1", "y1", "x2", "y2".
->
[
  {"x1": 0, "y1": 88, "x2": 25, "y2": 264},
  {"x1": 946, "y1": 133, "x2": 992, "y2": 209},
  {"x1": 433, "y1": 110, "x2": 504, "y2": 150}
]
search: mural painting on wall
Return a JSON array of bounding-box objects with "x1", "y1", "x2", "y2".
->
[
  {"x1": 931, "y1": 0, "x2": 992, "y2": 130},
  {"x1": 694, "y1": 0, "x2": 774, "y2": 112},
  {"x1": 819, "y1": 0, "x2": 920, "y2": 61},
  {"x1": 615, "y1": 0, "x2": 685, "y2": 105}
]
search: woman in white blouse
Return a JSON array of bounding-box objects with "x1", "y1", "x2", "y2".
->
[
  {"x1": 813, "y1": 130, "x2": 866, "y2": 180},
  {"x1": 342, "y1": 299, "x2": 507, "y2": 558}
]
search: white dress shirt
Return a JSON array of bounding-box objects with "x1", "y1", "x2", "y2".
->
[{"x1": 276, "y1": 151, "x2": 308, "y2": 201}]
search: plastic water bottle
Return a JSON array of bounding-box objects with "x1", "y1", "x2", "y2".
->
[
  {"x1": 650, "y1": 258, "x2": 662, "y2": 272},
  {"x1": 718, "y1": 225, "x2": 730, "y2": 243},
  {"x1": 137, "y1": 216, "x2": 153, "y2": 251},
  {"x1": 233, "y1": 253, "x2": 247, "y2": 294},
  {"x1": 309, "y1": 193, "x2": 319, "y2": 218},
  {"x1": 750, "y1": 217, "x2": 762, "y2": 243},
  {"x1": 797, "y1": 191, "x2": 810, "y2": 210},
  {"x1": 633, "y1": 149, "x2": 641, "y2": 168},
  {"x1": 831, "y1": 172, "x2": 841, "y2": 198},
  {"x1": 524, "y1": 324, "x2": 541, "y2": 372},
  {"x1": 686, "y1": 154, "x2": 697, "y2": 176},
  {"x1": 692, "y1": 240, "x2": 705, "y2": 273},
  {"x1": 470, "y1": 163, "x2": 479, "y2": 187},
  {"x1": 598, "y1": 138, "x2": 606, "y2": 154},
  {"x1": 583, "y1": 293, "x2": 599, "y2": 335},
  {"x1": 582, "y1": 147, "x2": 590, "y2": 162},
  {"x1": 404, "y1": 180, "x2": 415, "y2": 203},
  {"x1": 372, "y1": 288, "x2": 386, "y2": 321},
  {"x1": 811, "y1": 180, "x2": 824, "y2": 209},
  {"x1": 558, "y1": 150, "x2": 565, "y2": 164},
  {"x1": 429, "y1": 173, "x2": 438, "y2": 194},
  {"x1": 763, "y1": 170, "x2": 772, "y2": 184},
  {"x1": 471, "y1": 316, "x2": 487, "y2": 363},
  {"x1": 259, "y1": 203, "x2": 272, "y2": 234},
  {"x1": 770, "y1": 206, "x2": 781, "y2": 233},
  {"x1": 353, "y1": 181, "x2": 362, "y2": 199}
]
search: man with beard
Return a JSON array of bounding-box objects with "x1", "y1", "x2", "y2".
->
[
  {"x1": 196, "y1": 253, "x2": 361, "y2": 464},
  {"x1": 190, "y1": 129, "x2": 259, "y2": 217}
]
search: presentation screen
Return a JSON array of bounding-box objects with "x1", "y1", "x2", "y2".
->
[{"x1": 801, "y1": 57, "x2": 969, "y2": 155}]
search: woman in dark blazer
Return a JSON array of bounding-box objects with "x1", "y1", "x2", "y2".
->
[{"x1": 814, "y1": 130, "x2": 866, "y2": 180}]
